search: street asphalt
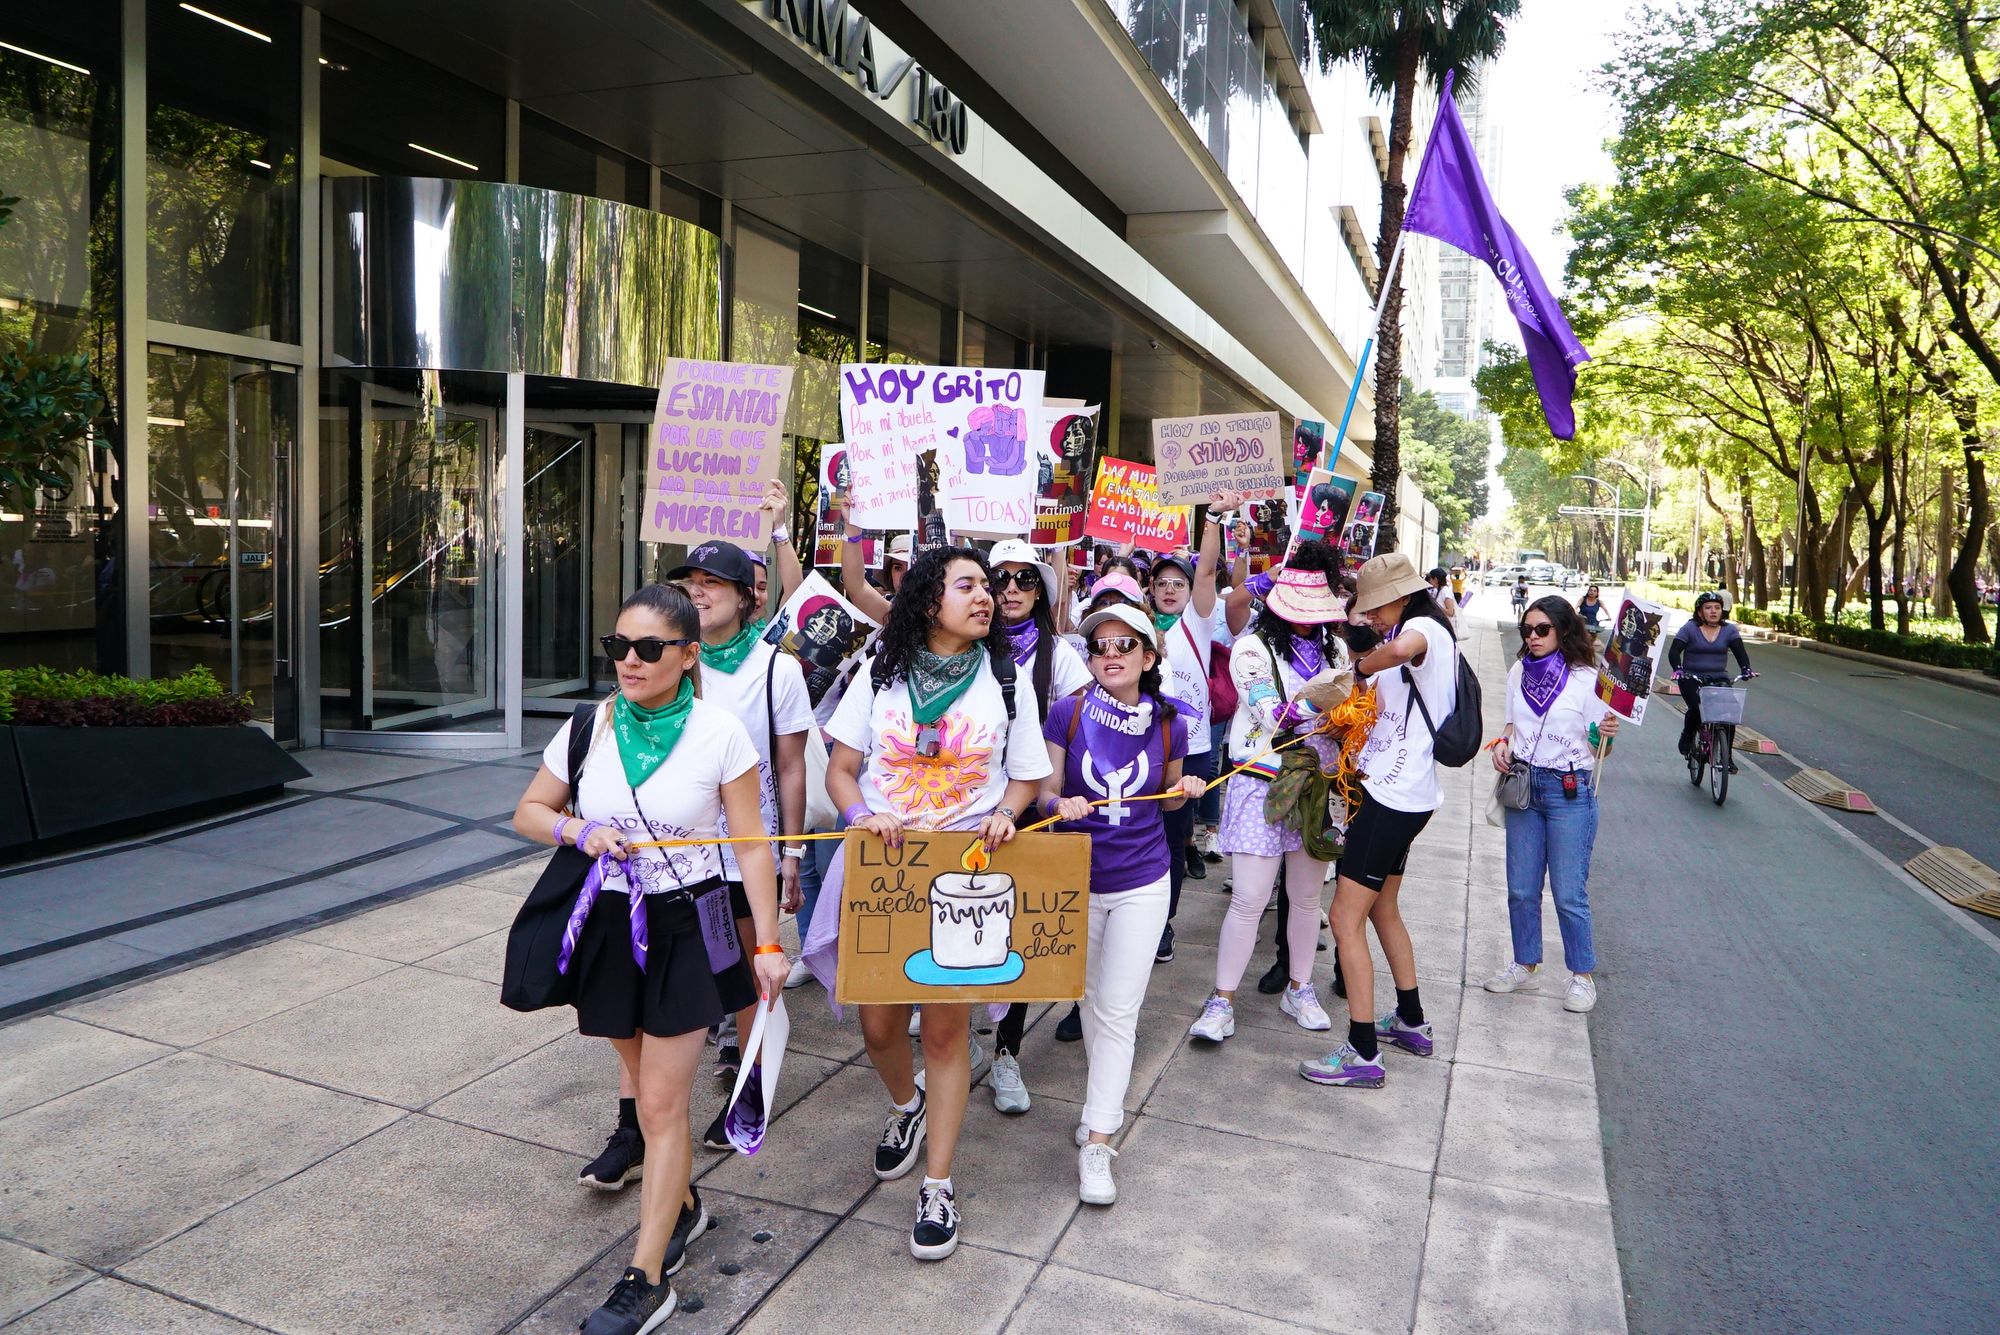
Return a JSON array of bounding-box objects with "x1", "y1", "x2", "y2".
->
[{"x1": 1489, "y1": 610, "x2": 2000, "y2": 1333}]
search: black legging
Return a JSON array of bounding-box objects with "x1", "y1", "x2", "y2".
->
[
  {"x1": 996, "y1": 1002, "x2": 1028, "y2": 1056},
  {"x1": 1163, "y1": 747, "x2": 1217, "y2": 919}
]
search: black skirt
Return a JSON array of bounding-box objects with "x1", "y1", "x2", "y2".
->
[{"x1": 569, "y1": 882, "x2": 757, "y2": 1040}]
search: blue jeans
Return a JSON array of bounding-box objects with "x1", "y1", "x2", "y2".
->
[
  {"x1": 1502, "y1": 766, "x2": 1598, "y2": 973},
  {"x1": 798, "y1": 812, "x2": 847, "y2": 934}
]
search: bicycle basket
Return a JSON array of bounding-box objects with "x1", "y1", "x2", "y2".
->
[{"x1": 1697, "y1": 685, "x2": 1747, "y2": 725}]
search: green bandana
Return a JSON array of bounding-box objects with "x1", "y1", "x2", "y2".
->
[
  {"x1": 702, "y1": 620, "x2": 761, "y2": 676},
  {"x1": 612, "y1": 679, "x2": 695, "y2": 789},
  {"x1": 908, "y1": 647, "x2": 983, "y2": 725},
  {"x1": 1153, "y1": 610, "x2": 1182, "y2": 633}
]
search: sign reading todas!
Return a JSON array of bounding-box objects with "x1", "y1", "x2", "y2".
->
[
  {"x1": 836, "y1": 829, "x2": 1091, "y2": 1004},
  {"x1": 1080, "y1": 458, "x2": 1191, "y2": 553},
  {"x1": 642, "y1": 359, "x2": 796, "y2": 550},
  {"x1": 838, "y1": 363, "x2": 1046, "y2": 531},
  {"x1": 1151, "y1": 412, "x2": 1286, "y2": 504},
  {"x1": 1597, "y1": 594, "x2": 1665, "y2": 723}
]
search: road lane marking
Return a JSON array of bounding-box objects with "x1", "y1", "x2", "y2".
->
[
  {"x1": 1900, "y1": 708, "x2": 1962, "y2": 732},
  {"x1": 1792, "y1": 671, "x2": 1818, "y2": 681}
]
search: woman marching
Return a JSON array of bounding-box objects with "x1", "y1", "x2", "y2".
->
[
  {"x1": 1301, "y1": 553, "x2": 1456, "y2": 1090},
  {"x1": 1486, "y1": 595, "x2": 1619, "y2": 1012},
  {"x1": 1041, "y1": 603, "x2": 1199, "y2": 1202},
  {"x1": 512, "y1": 584, "x2": 789, "y2": 1334},
  {"x1": 802, "y1": 546, "x2": 1051, "y2": 1260},
  {"x1": 1188, "y1": 549, "x2": 1353, "y2": 1045},
  {"x1": 986, "y1": 538, "x2": 1092, "y2": 1115}
]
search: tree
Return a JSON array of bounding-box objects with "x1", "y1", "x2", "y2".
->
[
  {"x1": 1401, "y1": 381, "x2": 1490, "y2": 548},
  {"x1": 1308, "y1": 0, "x2": 1520, "y2": 551}
]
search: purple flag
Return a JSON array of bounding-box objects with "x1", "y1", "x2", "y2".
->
[{"x1": 1401, "y1": 74, "x2": 1590, "y2": 439}]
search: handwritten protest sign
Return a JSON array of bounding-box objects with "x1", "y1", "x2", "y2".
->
[
  {"x1": 1081, "y1": 458, "x2": 1191, "y2": 553},
  {"x1": 1596, "y1": 593, "x2": 1664, "y2": 723},
  {"x1": 836, "y1": 829, "x2": 1091, "y2": 1004},
  {"x1": 763, "y1": 571, "x2": 879, "y2": 708},
  {"x1": 1031, "y1": 405, "x2": 1100, "y2": 547},
  {"x1": 1151, "y1": 411, "x2": 1286, "y2": 504},
  {"x1": 641, "y1": 360, "x2": 795, "y2": 550},
  {"x1": 812, "y1": 448, "x2": 876, "y2": 568},
  {"x1": 838, "y1": 363, "x2": 1045, "y2": 531}
]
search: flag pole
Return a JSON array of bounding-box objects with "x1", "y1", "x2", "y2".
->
[{"x1": 1323, "y1": 227, "x2": 1409, "y2": 474}]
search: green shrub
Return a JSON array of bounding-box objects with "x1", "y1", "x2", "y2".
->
[
  {"x1": 1809, "y1": 623, "x2": 2000, "y2": 675},
  {"x1": 0, "y1": 664, "x2": 253, "y2": 726}
]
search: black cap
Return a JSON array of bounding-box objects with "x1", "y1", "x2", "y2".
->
[{"x1": 668, "y1": 541, "x2": 756, "y2": 587}]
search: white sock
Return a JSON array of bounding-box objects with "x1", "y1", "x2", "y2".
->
[
  {"x1": 923, "y1": 1175, "x2": 953, "y2": 1194},
  {"x1": 893, "y1": 1090, "x2": 921, "y2": 1113}
]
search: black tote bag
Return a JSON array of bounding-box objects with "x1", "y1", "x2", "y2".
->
[{"x1": 501, "y1": 702, "x2": 599, "y2": 1013}]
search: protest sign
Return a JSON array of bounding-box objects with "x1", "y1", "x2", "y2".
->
[
  {"x1": 1293, "y1": 419, "x2": 1326, "y2": 482},
  {"x1": 838, "y1": 363, "x2": 1045, "y2": 531},
  {"x1": 812, "y1": 447, "x2": 877, "y2": 568},
  {"x1": 1297, "y1": 470, "x2": 1356, "y2": 542},
  {"x1": 836, "y1": 829, "x2": 1091, "y2": 1005},
  {"x1": 1234, "y1": 496, "x2": 1291, "y2": 575},
  {"x1": 641, "y1": 359, "x2": 795, "y2": 550},
  {"x1": 1596, "y1": 593, "x2": 1664, "y2": 723},
  {"x1": 763, "y1": 571, "x2": 879, "y2": 708},
  {"x1": 1031, "y1": 405, "x2": 1100, "y2": 547},
  {"x1": 1151, "y1": 411, "x2": 1287, "y2": 504},
  {"x1": 1080, "y1": 457, "x2": 1192, "y2": 553},
  {"x1": 1341, "y1": 490, "x2": 1386, "y2": 558},
  {"x1": 938, "y1": 400, "x2": 1042, "y2": 535}
]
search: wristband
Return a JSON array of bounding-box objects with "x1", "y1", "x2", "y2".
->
[
  {"x1": 770, "y1": 524, "x2": 790, "y2": 543},
  {"x1": 841, "y1": 802, "x2": 871, "y2": 826},
  {"x1": 552, "y1": 815, "x2": 571, "y2": 846},
  {"x1": 1039, "y1": 795, "x2": 1060, "y2": 818},
  {"x1": 844, "y1": 531, "x2": 865, "y2": 544},
  {"x1": 781, "y1": 844, "x2": 806, "y2": 859},
  {"x1": 753, "y1": 942, "x2": 785, "y2": 956}
]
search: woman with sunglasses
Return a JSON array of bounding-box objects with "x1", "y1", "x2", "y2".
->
[
  {"x1": 513, "y1": 584, "x2": 789, "y2": 1335},
  {"x1": 1486, "y1": 596, "x2": 1619, "y2": 1012},
  {"x1": 985, "y1": 538, "x2": 1092, "y2": 1115},
  {"x1": 1039, "y1": 603, "x2": 1201, "y2": 1204},
  {"x1": 800, "y1": 546, "x2": 1051, "y2": 1261},
  {"x1": 1188, "y1": 558, "x2": 1351, "y2": 1045}
]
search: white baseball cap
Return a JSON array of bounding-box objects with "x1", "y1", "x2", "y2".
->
[
  {"x1": 986, "y1": 538, "x2": 1057, "y2": 597},
  {"x1": 1078, "y1": 602, "x2": 1158, "y2": 652}
]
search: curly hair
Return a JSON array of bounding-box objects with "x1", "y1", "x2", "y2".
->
[
  {"x1": 1518, "y1": 594, "x2": 1598, "y2": 668},
  {"x1": 870, "y1": 546, "x2": 1010, "y2": 690},
  {"x1": 1252, "y1": 539, "x2": 1344, "y2": 666}
]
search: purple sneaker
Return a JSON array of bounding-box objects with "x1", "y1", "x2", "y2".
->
[
  {"x1": 1298, "y1": 1044, "x2": 1387, "y2": 1088},
  {"x1": 1375, "y1": 1013, "x2": 1435, "y2": 1057}
]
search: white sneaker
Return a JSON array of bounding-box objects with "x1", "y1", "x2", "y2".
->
[
  {"x1": 783, "y1": 957, "x2": 813, "y2": 990},
  {"x1": 1074, "y1": 1123, "x2": 1092, "y2": 1148},
  {"x1": 1280, "y1": 982, "x2": 1333, "y2": 1031},
  {"x1": 1564, "y1": 974, "x2": 1598, "y2": 1013},
  {"x1": 1188, "y1": 995, "x2": 1235, "y2": 1042},
  {"x1": 908, "y1": 1007, "x2": 923, "y2": 1037},
  {"x1": 1077, "y1": 1142, "x2": 1118, "y2": 1205},
  {"x1": 968, "y1": 1036, "x2": 992, "y2": 1086},
  {"x1": 1483, "y1": 961, "x2": 1539, "y2": 994},
  {"x1": 990, "y1": 1053, "x2": 1030, "y2": 1114}
]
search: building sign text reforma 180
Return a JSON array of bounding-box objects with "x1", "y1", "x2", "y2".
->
[{"x1": 756, "y1": 0, "x2": 970, "y2": 154}]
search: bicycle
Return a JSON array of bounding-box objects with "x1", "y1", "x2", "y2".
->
[{"x1": 1678, "y1": 671, "x2": 1755, "y2": 806}]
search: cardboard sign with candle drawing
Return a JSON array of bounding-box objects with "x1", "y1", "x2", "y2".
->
[{"x1": 836, "y1": 830, "x2": 1092, "y2": 1004}]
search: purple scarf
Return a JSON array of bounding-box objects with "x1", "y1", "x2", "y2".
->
[
  {"x1": 1288, "y1": 635, "x2": 1324, "y2": 680},
  {"x1": 1519, "y1": 649, "x2": 1570, "y2": 718},
  {"x1": 1005, "y1": 616, "x2": 1039, "y2": 665},
  {"x1": 1075, "y1": 686, "x2": 1155, "y2": 771}
]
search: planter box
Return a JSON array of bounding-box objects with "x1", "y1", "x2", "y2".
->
[{"x1": 0, "y1": 724, "x2": 310, "y2": 861}]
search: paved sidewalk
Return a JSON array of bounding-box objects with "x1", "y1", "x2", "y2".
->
[{"x1": 0, "y1": 618, "x2": 1626, "y2": 1334}]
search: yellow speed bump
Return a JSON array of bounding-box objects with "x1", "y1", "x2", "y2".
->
[{"x1": 1905, "y1": 847, "x2": 2000, "y2": 920}]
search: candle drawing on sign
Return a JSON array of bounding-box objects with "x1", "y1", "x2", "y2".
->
[{"x1": 903, "y1": 839, "x2": 1026, "y2": 985}]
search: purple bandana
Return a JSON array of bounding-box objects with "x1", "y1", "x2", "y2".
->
[
  {"x1": 1076, "y1": 686, "x2": 1155, "y2": 771},
  {"x1": 1520, "y1": 649, "x2": 1570, "y2": 718},
  {"x1": 1005, "y1": 617, "x2": 1039, "y2": 665},
  {"x1": 1288, "y1": 635, "x2": 1324, "y2": 681}
]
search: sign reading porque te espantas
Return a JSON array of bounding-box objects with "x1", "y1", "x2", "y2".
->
[
  {"x1": 838, "y1": 363, "x2": 1044, "y2": 531},
  {"x1": 642, "y1": 359, "x2": 796, "y2": 551},
  {"x1": 1150, "y1": 411, "x2": 1285, "y2": 505}
]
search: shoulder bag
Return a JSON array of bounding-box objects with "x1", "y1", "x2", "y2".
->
[{"x1": 500, "y1": 702, "x2": 600, "y2": 1013}]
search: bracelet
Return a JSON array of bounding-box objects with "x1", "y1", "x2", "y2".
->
[
  {"x1": 996, "y1": 806, "x2": 1017, "y2": 823},
  {"x1": 771, "y1": 525, "x2": 790, "y2": 542},
  {"x1": 753, "y1": 942, "x2": 786, "y2": 956},
  {"x1": 1040, "y1": 795, "x2": 1062, "y2": 818},
  {"x1": 844, "y1": 531, "x2": 865, "y2": 544},
  {"x1": 780, "y1": 844, "x2": 806, "y2": 859},
  {"x1": 841, "y1": 802, "x2": 871, "y2": 826},
  {"x1": 552, "y1": 815, "x2": 571, "y2": 846}
]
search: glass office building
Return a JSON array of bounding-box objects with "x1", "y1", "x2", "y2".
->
[{"x1": 1, "y1": 0, "x2": 1424, "y2": 749}]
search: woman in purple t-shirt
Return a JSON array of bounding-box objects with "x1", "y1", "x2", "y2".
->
[{"x1": 1037, "y1": 602, "x2": 1200, "y2": 1208}]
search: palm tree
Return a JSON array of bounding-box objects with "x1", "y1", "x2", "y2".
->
[{"x1": 1309, "y1": 1, "x2": 1518, "y2": 551}]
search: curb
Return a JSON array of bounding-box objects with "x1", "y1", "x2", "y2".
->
[{"x1": 1739, "y1": 630, "x2": 2000, "y2": 698}]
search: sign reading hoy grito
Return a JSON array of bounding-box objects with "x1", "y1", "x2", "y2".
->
[{"x1": 755, "y1": 0, "x2": 971, "y2": 155}]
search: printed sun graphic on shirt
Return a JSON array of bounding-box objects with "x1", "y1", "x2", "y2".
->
[{"x1": 876, "y1": 713, "x2": 994, "y2": 826}]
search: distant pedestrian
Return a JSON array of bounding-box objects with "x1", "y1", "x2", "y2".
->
[
  {"x1": 1426, "y1": 566, "x2": 1459, "y2": 621},
  {"x1": 1485, "y1": 596, "x2": 1619, "y2": 1013},
  {"x1": 1577, "y1": 584, "x2": 1606, "y2": 634}
]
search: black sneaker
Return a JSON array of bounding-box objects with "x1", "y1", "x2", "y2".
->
[
  {"x1": 1182, "y1": 848, "x2": 1207, "y2": 880},
  {"x1": 661, "y1": 1187, "x2": 712, "y2": 1278},
  {"x1": 1256, "y1": 957, "x2": 1287, "y2": 995},
  {"x1": 578, "y1": 1124, "x2": 645, "y2": 1191},
  {"x1": 714, "y1": 1042, "x2": 741, "y2": 1081},
  {"x1": 700, "y1": 1105, "x2": 732, "y2": 1152},
  {"x1": 909, "y1": 1181, "x2": 960, "y2": 1260},
  {"x1": 1054, "y1": 1004, "x2": 1083, "y2": 1042},
  {"x1": 579, "y1": 1266, "x2": 675, "y2": 1335},
  {"x1": 874, "y1": 1093, "x2": 927, "y2": 1180},
  {"x1": 1154, "y1": 924, "x2": 1175, "y2": 964}
]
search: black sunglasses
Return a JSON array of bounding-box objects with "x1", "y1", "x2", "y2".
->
[
  {"x1": 1087, "y1": 635, "x2": 1145, "y2": 657},
  {"x1": 994, "y1": 568, "x2": 1043, "y2": 591},
  {"x1": 1522, "y1": 621, "x2": 1557, "y2": 639},
  {"x1": 600, "y1": 634, "x2": 695, "y2": 663}
]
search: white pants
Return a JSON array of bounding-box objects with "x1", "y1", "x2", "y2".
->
[{"x1": 1079, "y1": 874, "x2": 1172, "y2": 1136}]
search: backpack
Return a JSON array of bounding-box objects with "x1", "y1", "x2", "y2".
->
[{"x1": 1402, "y1": 640, "x2": 1483, "y2": 768}]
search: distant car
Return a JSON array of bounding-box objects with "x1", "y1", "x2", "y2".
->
[{"x1": 1526, "y1": 562, "x2": 1557, "y2": 584}]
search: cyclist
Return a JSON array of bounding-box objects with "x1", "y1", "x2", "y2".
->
[
  {"x1": 1510, "y1": 573, "x2": 1530, "y2": 617},
  {"x1": 1667, "y1": 592, "x2": 1753, "y2": 766}
]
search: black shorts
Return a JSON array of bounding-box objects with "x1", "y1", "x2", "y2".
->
[
  {"x1": 569, "y1": 880, "x2": 757, "y2": 1040},
  {"x1": 1335, "y1": 791, "x2": 1433, "y2": 892},
  {"x1": 728, "y1": 880, "x2": 752, "y2": 923}
]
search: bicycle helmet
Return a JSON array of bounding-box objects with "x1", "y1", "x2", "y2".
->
[{"x1": 1693, "y1": 591, "x2": 1726, "y2": 618}]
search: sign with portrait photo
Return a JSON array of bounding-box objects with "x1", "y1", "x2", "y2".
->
[
  {"x1": 1030, "y1": 404, "x2": 1100, "y2": 547},
  {"x1": 1596, "y1": 593, "x2": 1665, "y2": 723},
  {"x1": 813, "y1": 446, "x2": 877, "y2": 568},
  {"x1": 763, "y1": 571, "x2": 880, "y2": 708}
]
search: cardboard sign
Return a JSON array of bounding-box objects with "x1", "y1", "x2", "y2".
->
[
  {"x1": 1596, "y1": 594, "x2": 1664, "y2": 723},
  {"x1": 763, "y1": 571, "x2": 879, "y2": 708},
  {"x1": 1151, "y1": 411, "x2": 1286, "y2": 504},
  {"x1": 1298, "y1": 470, "x2": 1356, "y2": 542},
  {"x1": 1234, "y1": 495, "x2": 1291, "y2": 575},
  {"x1": 835, "y1": 829, "x2": 1092, "y2": 1004},
  {"x1": 642, "y1": 360, "x2": 796, "y2": 550},
  {"x1": 813, "y1": 447, "x2": 877, "y2": 568},
  {"x1": 1031, "y1": 405, "x2": 1101, "y2": 547},
  {"x1": 1081, "y1": 458, "x2": 1192, "y2": 553},
  {"x1": 839, "y1": 364, "x2": 1046, "y2": 530}
]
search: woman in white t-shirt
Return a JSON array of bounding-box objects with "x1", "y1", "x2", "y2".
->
[
  {"x1": 1301, "y1": 553, "x2": 1457, "y2": 1092},
  {"x1": 513, "y1": 583, "x2": 789, "y2": 1332},
  {"x1": 800, "y1": 546, "x2": 1051, "y2": 1263}
]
